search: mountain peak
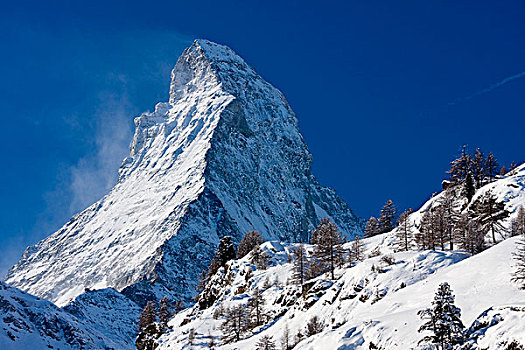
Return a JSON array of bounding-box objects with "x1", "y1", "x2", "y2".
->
[
  {"x1": 169, "y1": 40, "x2": 256, "y2": 104},
  {"x1": 6, "y1": 39, "x2": 360, "y2": 307}
]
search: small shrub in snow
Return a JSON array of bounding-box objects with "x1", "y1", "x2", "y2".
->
[
  {"x1": 380, "y1": 255, "x2": 396, "y2": 266},
  {"x1": 305, "y1": 315, "x2": 324, "y2": 337}
]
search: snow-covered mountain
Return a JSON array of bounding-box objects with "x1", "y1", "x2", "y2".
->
[
  {"x1": 154, "y1": 164, "x2": 525, "y2": 349},
  {"x1": 4, "y1": 39, "x2": 360, "y2": 307},
  {"x1": 0, "y1": 281, "x2": 139, "y2": 349}
]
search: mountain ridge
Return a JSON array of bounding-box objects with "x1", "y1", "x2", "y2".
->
[{"x1": 5, "y1": 39, "x2": 361, "y2": 307}]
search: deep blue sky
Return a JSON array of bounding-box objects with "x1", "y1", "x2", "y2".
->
[{"x1": 1, "y1": 1, "x2": 524, "y2": 275}]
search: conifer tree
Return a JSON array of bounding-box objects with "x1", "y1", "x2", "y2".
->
[
  {"x1": 418, "y1": 210, "x2": 436, "y2": 250},
  {"x1": 215, "y1": 235, "x2": 236, "y2": 267},
  {"x1": 248, "y1": 288, "x2": 265, "y2": 327},
  {"x1": 441, "y1": 191, "x2": 459, "y2": 250},
  {"x1": 511, "y1": 234, "x2": 525, "y2": 289},
  {"x1": 280, "y1": 323, "x2": 291, "y2": 350},
  {"x1": 396, "y1": 209, "x2": 414, "y2": 251},
  {"x1": 364, "y1": 216, "x2": 381, "y2": 237},
  {"x1": 471, "y1": 148, "x2": 486, "y2": 188},
  {"x1": 379, "y1": 200, "x2": 397, "y2": 233},
  {"x1": 511, "y1": 206, "x2": 525, "y2": 237},
  {"x1": 471, "y1": 190, "x2": 509, "y2": 244},
  {"x1": 198, "y1": 235, "x2": 237, "y2": 292},
  {"x1": 485, "y1": 152, "x2": 499, "y2": 183},
  {"x1": 350, "y1": 234, "x2": 365, "y2": 262},
  {"x1": 464, "y1": 172, "x2": 475, "y2": 202},
  {"x1": 310, "y1": 217, "x2": 345, "y2": 280},
  {"x1": 292, "y1": 243, "x2": 309, "y2": 296},
  {"x1": 447, "y1": 145, "x2": 470, "y2": 183},
  {"x1": 237, "y1": 230, "x2": 264, "y2": 259},
  {"x1": 221, "y1": 305, "x2": 249, "y2": 343},
  {"x1": 510, "y1": 161, "x2": 518, "y2": 172},
  {"x1": 305, "y1": 316, "x2": 324, "y2": 336},
  {"x1": 251, "y1": 244, "x2": 270, "y2": 270},
  {"x1": 256, "y1": 335, "x2": 276, "y2": 350},
  {"x1": 158, "y1": 297, "x2": 170, "y2": 330},
  {"x1": 138, "y1": 301, "x2": 157, "y2": 330},
  {"x1": 432, "y1": 205, "x2": 448, "y2": 251},
  {"x1": 418, "y1": 282, "x2": 464, "y2": 350},
  {"x1": 136, "y1": 301, "x2": 160, "y2": 350},
  {"x1": 455, "y1": 215, "x2": 485, "y2": 255}
]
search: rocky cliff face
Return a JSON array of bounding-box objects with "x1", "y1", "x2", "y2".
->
[{"x1": 5, "y1": 40, "x2": 360, "y2": 307}]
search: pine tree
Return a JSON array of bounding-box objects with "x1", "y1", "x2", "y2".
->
[
  {"x1": 305, "y1": 315, "x2": 323, "y2": 337},
  {"x1": 237, "y1": 230, "x2": 264, "y2": 259},
  {"x1": 511, "y1": 234, "x2": 525, "y2": 289},
  {"x1": 464, "y1": 172, "x2": 475, "y2": 202},
  {"x1": 441, "y1": 191, "x2": 459, "y2": 250},
  {"x1": 511, "y1": 206, "x2": 525, "y2": 237},
  {"x1": 418, "y1": 282, "x2": 464, "y2": 350},
  {"x1": 447, "y1": 145, "x2": 470, "y2": 183},
  {"x1": 197, "y1": 235, "x2": 237, "y2": 294},
  {"x1": 138, "y1": 301, "x2": 157, "y2": 330},
  {"x1": 221, "y1": 305, "x2": 249, "y2": 343},
  {"x1": 418, "y1": 210, "x2": 436, "y2": 250},
  {"x1": 471, "y1": 148, "x2": 486, "y2": 188},
  {"x1": 485, "y1": 152, "x2": 499, "y2": 183},
  {"x1": 396, "y1": 209, "x2": 414, "y2": 251},
  {"x1": 292, "y1": 243, "x2": 309, "y2": 297},
  {"x1": 251, "y1": 244, "x2": 270, "y2": 270},
  {"x1": 248, "y1": 288, "x2": 265, "y2": 327},
  {"x1": 136, "y1": 301, "x2": 160, "y2": 350},
  {"x1": 256, "y1": 335, "x2": 276, "y2": 350},
  {"x1": 215, "y1": 235, "x2": 236, "y2": 267},
  {"x1": 455, "y1": 215, "x2": 485, "y2": 255},
  {"x1": 158, "y1": 297, "x2": 170, "y2": 330},
  {"x1": 471, "y1": 190, "x2": 509, "y2": 244},
  {"x1": 364, "y1": 216, "x2": 381, "y2": 237},
  {"x1": 378, "y1": 200, "x2": 397, "y2": 233},
  {"x1": 432, "y1": 205, "x2": 448, "y2": 251},
  {"x1": 280, "y1": 323, "x2": 291, "y2": 350},
  {"x1": 310, "y1": 217, "x2": 345, "y2": 280},
  {"x1": 350, "y1": 234, "x2": 364, "y2": 263},
  {"x1": 510, "y1": 161, "x2": 518, "y2": 172}
]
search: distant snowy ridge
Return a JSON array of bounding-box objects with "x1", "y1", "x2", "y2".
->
[
  {"x1": 5, "y1": 39, "x2": 360, "y2": 307},
  {"x1": 0, "y1": 282, "x2": 139, "y2": 349}
]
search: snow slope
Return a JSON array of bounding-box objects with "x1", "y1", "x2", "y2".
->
[
  {"x1": 299, "y1": 236, "x2": 525, "y2": 349},
  {"x1": 0, "y1": 281, "x2": 134, "y2": 349},
  {"x1": 154, "y1": 237, "x2": 525, "y2": 350},
  {"x1": 154, "y1": 165, "x2": 525, "y2": 349},
  {"x1": 5, "y1": 39, "x2": 360, "y2": 307}
]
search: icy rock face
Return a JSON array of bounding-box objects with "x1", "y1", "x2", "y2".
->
[{"x1": 5, "y1": 39, "x2": 360, "y2": 306}]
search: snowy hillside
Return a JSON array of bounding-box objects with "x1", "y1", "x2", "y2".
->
[
  {"x1": 5, "y1": 39, "x2": 360, "y2": 307},
  {"x1": 154, "y1": 237, "x2": 524, "y2": 350},
  {"x1": 0, "y1": 281, "x2": 137, "y2": 349},
  {"x1": 152, "y1": 164, "x2": 525, "y2": 349}
]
